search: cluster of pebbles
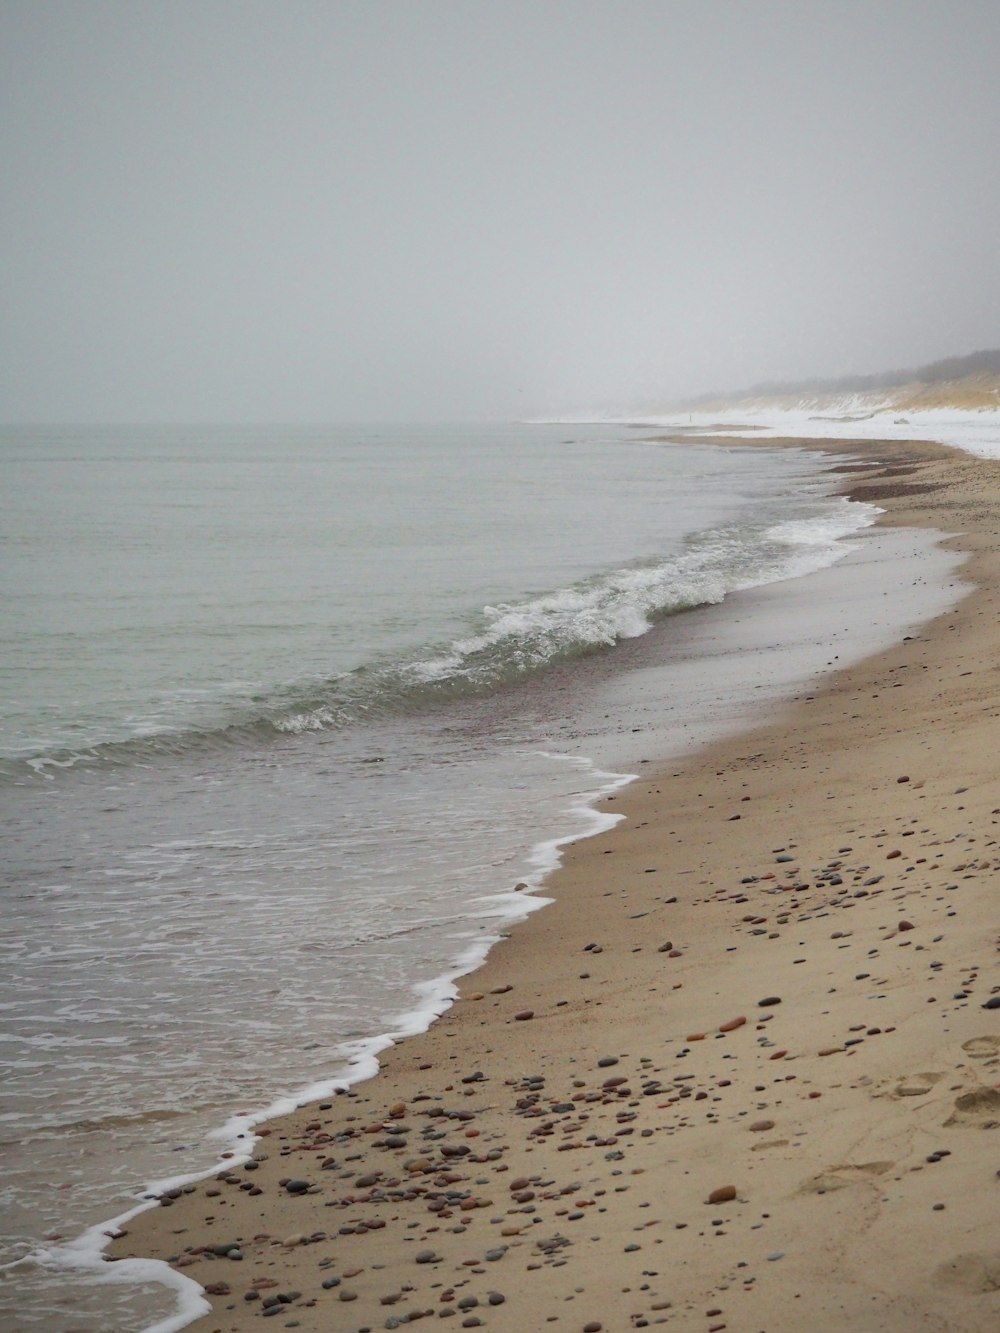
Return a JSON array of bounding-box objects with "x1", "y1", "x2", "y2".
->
[{"x1": 125, "y1": 788, "x2": 1000, "y2": 1332}]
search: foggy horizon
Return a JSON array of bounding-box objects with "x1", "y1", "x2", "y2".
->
[{"x1": 2, "y1": 1, "x2": 999, "y2": 424}]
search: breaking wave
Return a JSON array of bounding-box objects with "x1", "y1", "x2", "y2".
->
[{"x1": 7, "y1": 499, "x2": 877, "y2": 781}]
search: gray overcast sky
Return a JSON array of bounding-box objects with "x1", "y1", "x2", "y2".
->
[{"x1": 2, "y1": 1, "x2": 998, "y2": 421}]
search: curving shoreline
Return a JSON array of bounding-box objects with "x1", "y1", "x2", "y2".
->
[{"x1": 112, "y1": 435, "x2": 1000, "y2": 1333}]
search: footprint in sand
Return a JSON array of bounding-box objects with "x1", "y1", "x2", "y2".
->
[
  {"x1": 874, "y1": 1071, "x2": 943, "y2": 1099},
  {"x1": 799, "y1": 1161, "x2": 895, "y2": 1194},
  {"x1": 944, "y1": 1086, "x2": 1000, "y2": 1128},
  {"x1": 962, "y1": 1034, "x2": 1000, "y2": 1060},
  {"x1": 935, "y1": 1251, "x2": 1000, "y2": 1293}
]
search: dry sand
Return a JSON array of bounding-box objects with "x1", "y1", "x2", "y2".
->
[{"x1": 113, "y1": 437, "x2": 1000, "y2": 1333}]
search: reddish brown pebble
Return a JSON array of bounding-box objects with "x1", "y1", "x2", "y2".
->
[
  {"x1": 514, "y1": 1010, "x2": 534, "y2": 1021},
  {"x1": 897, "y1": 775, "x2": 910, "y2": 783},
  {"x1": 686, "y1": 1033, "x2": 706, "y2": 1042},
  {"x1": 719, "y1": 1017, "x2": 747, "y2": 1033},
  {"x1": 706, "y1": 1185, "x2": 737, "y2": 1204},
  {"x1": 898, "y1": 921, "x2": 915, "y2": 931},
  {"x1": 768, "y1": 1050, "x2": 788, "y2": 1061},
  {"x1": 887, "y1": 850, "x2": 902, "y2": 859}
]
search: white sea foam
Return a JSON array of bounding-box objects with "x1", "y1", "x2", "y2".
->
[
  {"x1": 28, "y1": 755, "x2": 633, "y2": 1332},
  {"x1": 432, "y1": 501, "x2": 879, "y2": 669},
  {"x1": 277, "y1": 499, "x2": 880, "y2": 740}
]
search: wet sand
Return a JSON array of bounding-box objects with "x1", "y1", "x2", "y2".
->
[{"x1": 113, "y1": 436, "x2": 1000, "y2": 1333}]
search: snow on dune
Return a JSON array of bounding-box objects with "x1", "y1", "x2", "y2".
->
[{"x1": 627, "y1": 406, "x2": 1000, "y2": 461}]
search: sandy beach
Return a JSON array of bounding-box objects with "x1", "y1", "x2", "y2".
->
[{"x1": 112, "y1": 435, "x2": 1000, "y2": 1333}]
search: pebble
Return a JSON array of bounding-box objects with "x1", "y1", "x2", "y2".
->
[
  {"x1": 758, "y1": 996, "x2": 782, "y2": 1007},
  {"x1": 514, "y1": 1010, "x2": 534, "y2": 1021},
  {"x1": 706, "y1": 1186, "x2": 737, "y2": 1205}
]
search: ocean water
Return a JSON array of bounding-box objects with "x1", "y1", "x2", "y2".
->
[{"x1": 0, "y1": 422, "x2": 961, "y2": 1331}]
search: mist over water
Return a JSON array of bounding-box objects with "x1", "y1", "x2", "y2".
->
[{"x1": 2, "y1": 3, "x2": 998, "y2": 422}]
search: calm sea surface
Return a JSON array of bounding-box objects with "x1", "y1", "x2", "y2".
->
[{"x1": 0, "y1": 423, "x2": 953, "y2": 1329}]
